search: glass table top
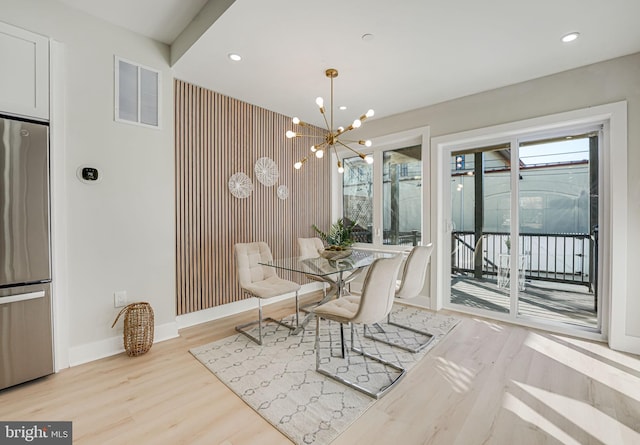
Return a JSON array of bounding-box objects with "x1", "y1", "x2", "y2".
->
[{"x1": 259, "y1": 249, "x2": 393, "y2": 277}]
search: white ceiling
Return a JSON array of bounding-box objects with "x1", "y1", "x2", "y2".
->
[
  {"x1": 60, "y1": 0, "x2": 640, "y2": 129},
  {"x1": 57, "y1": 0, "x2": 209, "y2": 44}
]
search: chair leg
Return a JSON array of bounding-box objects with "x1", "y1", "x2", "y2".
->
[
  {"x1": 236, "y1": 296, "x2": 298, "y2": 345},
  {"x1": 340, "y1": 322, "x2": 346, "y2": 358},
  {"x1": 235, "y1": 298, "x2": 266, "y2": 345},
  {"x1": 315, "y1": 314, "x2": 406, "y2": 399},
  {"x1": 362, "y1": 310, "x2": 435, "y2": 353}
]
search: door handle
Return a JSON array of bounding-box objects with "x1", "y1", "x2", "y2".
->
[{"x1": 0, "y1": 291, "x2": 45, "y2": 305}]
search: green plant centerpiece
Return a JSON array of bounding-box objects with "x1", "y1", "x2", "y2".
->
[{"x1": 312, "y1": 218, "x2": 356, "y2": 259}]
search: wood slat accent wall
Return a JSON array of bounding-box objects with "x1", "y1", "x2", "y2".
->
[{"x1": 175, "y1": 79, "x2": 331, "y2": 315}]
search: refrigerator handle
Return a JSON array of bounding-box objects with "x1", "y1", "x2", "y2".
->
[{"x1": 0, "y1": 291, "x2": 45, "y2": 305}]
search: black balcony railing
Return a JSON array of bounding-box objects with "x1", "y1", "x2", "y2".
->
[
  {"x1": 351, "y1": 227, "x2": 421, "y2": 246},
  {"x1": 384, "y1": 230, "x2": 420, "y2": 246},
  {"x1": 451, "y1": 230, "x2": 595, "y2": 290}
]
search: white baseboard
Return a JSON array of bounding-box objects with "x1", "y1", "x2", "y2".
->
[
  {"x1": 67, "y1": 321, "x2": 179, "y2": 367},
  {"x1": 176, "y1": 283, "x2": 322, "y2": 330},
  {"x1": 66, "y1": 283, "x2": 321, "y2": 367}
]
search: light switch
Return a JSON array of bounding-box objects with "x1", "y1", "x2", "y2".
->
[{"x1": 114, "y1": 291, "x2": 127, "y2": 308}]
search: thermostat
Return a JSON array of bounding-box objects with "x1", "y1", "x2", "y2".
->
[
  {"x1": 76, "y1": 165, "x2": 102, "y2": 184},
  {"x1": 82, "y1": 167, "x2": 98, "y2": 181}
]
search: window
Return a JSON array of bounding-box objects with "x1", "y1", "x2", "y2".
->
[
  {"x1": 342, "y1": 156, "x2": 373, "y2": 243},
  {"x1": 383, "y1": 145, "x2": 422, "y2": 245},
  {"x1": 115, "y1": 57, "x2": 160, "y2": 128},
  {"x1": 340, "y1": 127, "x2": 429, "y2": 247}
]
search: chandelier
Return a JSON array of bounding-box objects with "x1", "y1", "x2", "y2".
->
[{"x1": 286, "y1": 68, "x2": 374, "y2": 173}]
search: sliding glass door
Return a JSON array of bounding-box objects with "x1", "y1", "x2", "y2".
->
[
  {"x1": 450, "y1": 144, "x2": 512, "y2": 315},
  {"x1": 448, "y1": 130, "x2": 600, "y2": 331},
  {"x1": 515, "y1": 134, "x2": 598, "y2": 328}
]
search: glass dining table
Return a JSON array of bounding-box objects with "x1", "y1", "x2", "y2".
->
[{"x1": 259, "y1": 249, "x2": 393, "y2": 334}]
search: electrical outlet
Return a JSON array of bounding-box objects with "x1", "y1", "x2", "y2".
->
[{"x1": 114, "y1": 291, "x2": 127, "y2": 308}]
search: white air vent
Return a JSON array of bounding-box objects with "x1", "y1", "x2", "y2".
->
[{"x1": 115, "y1": 56, "x2": 160, "y2": 128}]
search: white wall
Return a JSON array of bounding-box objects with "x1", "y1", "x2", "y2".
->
[
  {"x1": 361, "y1": 52, "x2": 640, "y2": 341},
  {"x1": 2, "y1": 0, "x2": 638, "y2": 365},
  {"x1": 1, "y1": 0, "x2": 176, "y2": 366}
]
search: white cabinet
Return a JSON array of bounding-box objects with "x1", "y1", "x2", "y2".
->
[{"x1": 0, "y1": 21, "x2": 49, "y2": 120}]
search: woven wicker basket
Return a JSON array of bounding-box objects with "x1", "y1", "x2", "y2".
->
[{"x1": 111, "y1": 302, "x2": 154, "y2": 356}]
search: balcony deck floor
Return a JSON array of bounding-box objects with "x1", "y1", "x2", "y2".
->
[{"x1": 451, "y1": 274, "x2": 598, "y2": 329}]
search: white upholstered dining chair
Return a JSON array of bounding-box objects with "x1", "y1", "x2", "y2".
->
[
  {"x1": 364, "y1": 244, "x2": 435, "y2": 353},
  {"x1": 234, "y1": 242, "x2": 301, "y2": 345},
  {"x1": 298, "y1": 237, "x2": 325, "y2": 259},
  {"x1": 313, "y1": 254, "x2": 405, "y2": 399},
  {"x1": 297, "y1": 237, "x2": 334, "y2": 296},
  {"x1": 395, "y1": 244, "x2": 434, "y2": 302}
]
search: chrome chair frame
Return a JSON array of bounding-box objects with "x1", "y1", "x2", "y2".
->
[
  {"x1": 235, "y1": 290, "x2": 299, "y2": 346},
  {"x1": 313, "y1": 255, "x2": 406, "y2": 399},
  {"x1": 315, "y1": 318, "x2": 406, "y2": 399},
  {"x1": 234, "y1": 242, "x2": 301, "y2": 345},
  {"x1": 363, "y1": 244, "x2": 435, "y2": 353}
]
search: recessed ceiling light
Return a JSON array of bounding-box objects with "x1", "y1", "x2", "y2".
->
[
  {"x1": 228, "y1": 53, "x2": 242, "y2": 61},
  {"x1": 339, "y1": 106, "x2": 347, "y2": 110},
  {"x1": 361, "y1": 33, "x2": 374, "y2": 42},
  {"x1": 561, "y1": 32, "x2": 580, "y2": 43}
]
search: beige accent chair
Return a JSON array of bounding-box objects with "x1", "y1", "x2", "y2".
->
[
  {"x1": 234, "y1": 242, "x2": 301, "y2": 345},
  {"x1": 313, "y1": 254, "x2": 405, "y2": 399},
  {"x1": 396, "y1": 244, "x2": 434, "y2": 301},
  {"x1": 297, "y1": 237, "x2": 335, "y2": 299},
  {"x1": 298, "y1": 237, "x2": 325, "y2": 259},
  {"x1": 364, "y1": 244, "x2": 435, "y2": 353}
]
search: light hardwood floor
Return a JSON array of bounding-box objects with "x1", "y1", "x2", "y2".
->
[{"x1": 1, "y1": 293, "x2": 639, "y2": 445}]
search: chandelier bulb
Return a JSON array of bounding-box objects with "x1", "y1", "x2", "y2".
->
[
  {"x1": 294, "y1": 157, "x2": 308, "y2": 169},
  {"x1": 289, "y1": 69, "x2": 372, "y2": 174}
]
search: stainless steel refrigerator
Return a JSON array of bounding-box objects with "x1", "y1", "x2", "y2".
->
[{"x1": 0, "y1": 114, "x2": 54, "y2": 390}]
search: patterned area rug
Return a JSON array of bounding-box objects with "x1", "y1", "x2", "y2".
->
[{"x1": 190, "y1": 304, "x2": 459, "y2": 445}]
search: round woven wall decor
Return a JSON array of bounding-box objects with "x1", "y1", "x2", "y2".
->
[
  {"x1": 228, "y1": 172, "x2": 253, "y2": 198},
  {"x1": 277, "y1": 184, "x2": 289, "y2": 200},
  {"x1": 254, "y1": 157, "x2": 279, "y2": 187}
]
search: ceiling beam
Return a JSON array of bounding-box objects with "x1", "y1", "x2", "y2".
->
[{"x1": 170, "y1": 0, "x2": 236, "y2": 66}]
